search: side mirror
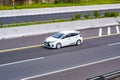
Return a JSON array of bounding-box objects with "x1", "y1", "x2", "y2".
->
[{"x1": 62, "y1": 36, "x2": 65, "y2": 39}]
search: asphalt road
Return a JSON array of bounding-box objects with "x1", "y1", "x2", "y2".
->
[
  {"x1": 0, "y1": 25, "x2": 120, "y2": 80},
  {"x1": 0, "y1": 34, "x2": 118, "y2": 63},
  {"x1": 0, "y1": 25, "x2": 119, "y2": 63},
  {"x1": 0, "y1": 35, "x2": 120, "y2": 80},
  {"x1": 24, "y1": 57, "x2": 120, "y2": 80},
  {"x1": 0, "y1": 9, "x2": 120, "y2": 25}
]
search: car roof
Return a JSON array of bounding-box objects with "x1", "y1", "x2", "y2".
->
[{"x1": 59, "y1": 30, "x2": 79, "y2": 34}]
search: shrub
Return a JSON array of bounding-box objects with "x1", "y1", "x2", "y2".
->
[
  {"x1": 94, "y1": 11, "x2": 101, "y2": 18},
  {"x1": 74, "y1": 14, "x2": 81, "y2": 19},
  {"x1": 104, "y1": 12, "x2": 119, "y2": 17},
  {"x1": 0, "y1": 22, "x2": 3, "y2": 27},
  {"x1": 104, "y1": 12, "x2": 112, "y2": 17},
  {"x1": 84, "y1": 13, "x2": 90, "y2": 19},
  {"x1": 111, "y1": 12, "x2": 119, "y2": 17}
]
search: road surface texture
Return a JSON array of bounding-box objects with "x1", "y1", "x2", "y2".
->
[
  {"x1": 0, "y1": 35, "x2": 120, "y2": 80},
  {"x1": 0, "y1": 25, "x2": 120, "y2": 80}
]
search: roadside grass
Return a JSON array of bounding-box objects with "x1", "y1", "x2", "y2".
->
[
  {"x1": 0, "y1": 0, "x2": 120, "y2": 10},
  {"x1": 0, "y1": 19, "x2": 73, "y2": 28},
  {"x1": 0, "y1": 6, "x2": 12, "y2": 10}
]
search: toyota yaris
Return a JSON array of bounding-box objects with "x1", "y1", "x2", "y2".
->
[{"x1": 44, "y1": 30, "x2": 83, "y2": 49}]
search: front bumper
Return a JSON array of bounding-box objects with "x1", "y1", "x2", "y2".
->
[{"x1": 44, "y1": 42, "x2": 56, "y2": 48}]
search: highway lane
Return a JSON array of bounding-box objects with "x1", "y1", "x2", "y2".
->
[
  {"x1": 23, "y1": 57, "x2": 120, "y2": 80},
  {"x1": 0, "y1": 34, "x2": 120, "y2": 65},
  {"x1": 0, "y1": 37, "x2": 120, "y2": 80},
  {"x1": 0, "y1": 9, "x2": 119, "y2": 25},
  {"x1": 0, "y1": 25, "x2": 119, "y2": 65}
]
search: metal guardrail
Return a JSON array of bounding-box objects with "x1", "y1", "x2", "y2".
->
[{"x1": 86, "y1": 70, "x2": 120, "y2": 80}]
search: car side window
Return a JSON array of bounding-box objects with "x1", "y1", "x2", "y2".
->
[
  {"x1": 62, "y1": 34, "x2": 71, "y2": 39},
  {"x1": 71, "y1": 33, "x2": 78, "y2": 37}
]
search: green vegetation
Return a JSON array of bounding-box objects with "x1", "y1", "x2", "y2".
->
[
  {"x1": 0, "y1": 19, "x2": 71, "y2": 28},
  {"x1": 0, "y1": 22, "x2": 3, "y2": 28},
  {"x1": 72, "y1": 11, "x2": 119, "y2": 19},
  {"x1": 73, "y1": 14, "x2": 82, "y2": 20},
  {"x1": 0, "y1": 0, "x2": 120, "y2": 10},
  {"x1": 0, "y1": 6, "x2": 12, "y2": 10},
  {"x1": 94, "y1": 11, "x2": 101, "y2": 18},
  {"x1": 104, "y1": 12, "x2": 119, "y2": 17},
  {"x1": 54, "y1": 0, "x2": 60, "y2": 4},
  {"x1": 84, "y1": 13, "x2": 91, "y2": 19}
]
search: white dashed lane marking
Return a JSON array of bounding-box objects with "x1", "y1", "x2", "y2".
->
[{"x1": 0, "y1": 57, "x2": 44, "y2": 67}]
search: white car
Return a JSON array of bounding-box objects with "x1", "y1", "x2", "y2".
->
[{"x1": 44, "y1": 30, "x2": 83, "y2": 49}]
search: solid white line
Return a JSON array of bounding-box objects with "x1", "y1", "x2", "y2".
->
[
  {"x1": 0, "y1": 57, "x2": 44, "y2": 67},
  {"x1": 107, "y1": 42, "x2": 120, "y2": 46},
  {"x1": 116, "y1": 26, "x2": 120, "y2": 34},
  {"x1": 21, "y1": 56, "x2": 120, "y2": 80},
  {"x1": 108, "y1": 27, "x2": 111, "y2": 35},
  {"x1": 99, "y1": 28, "x2": 102, "y2": 36}
]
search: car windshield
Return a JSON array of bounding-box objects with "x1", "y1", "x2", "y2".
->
[{"x1": 52, "y1": 32, "x2": 64, "y2": 39}]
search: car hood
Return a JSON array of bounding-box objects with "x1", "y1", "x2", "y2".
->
[{"x1": 45, "y1": 36, "x2": 58, "y2": 42}]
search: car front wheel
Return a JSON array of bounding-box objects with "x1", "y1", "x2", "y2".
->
[{"x1": 56, "y1": 43, "x2": 61, "y2": 49}]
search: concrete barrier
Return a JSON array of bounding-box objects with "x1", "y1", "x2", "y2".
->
[{"x1": 0, "y1": 17, "x2": 119, "y2": 39}]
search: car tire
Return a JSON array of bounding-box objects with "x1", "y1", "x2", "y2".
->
[
  {"x1": 56, "y1": 43, "x2": 61, "y2": 49},
  {"x1": 76, "y1": 40, "x2": 81, "y2": 46}
]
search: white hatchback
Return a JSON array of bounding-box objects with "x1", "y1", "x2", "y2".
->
[{"x1": 44, "y1": 30, "x2": 83, "y2": 49}]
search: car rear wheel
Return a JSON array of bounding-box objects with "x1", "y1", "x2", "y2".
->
[
  {"x1": 76, "y1": 40, "x2": 81, "y2": 46},
  {"x1": 56, "y1": 43, "x2": 61, "y2": 49}
]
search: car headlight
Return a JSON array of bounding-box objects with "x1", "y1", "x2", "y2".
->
[{"x1": 49, "y1": 41, "x2": 56, "y2": 43}]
